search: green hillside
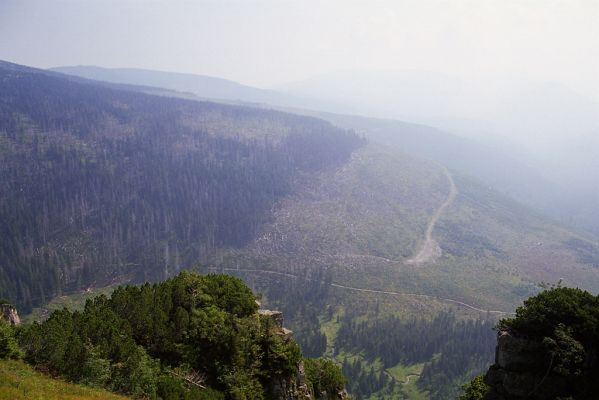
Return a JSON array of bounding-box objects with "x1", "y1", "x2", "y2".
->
[
  {"x1": 0, "y1": 359, "x2": 128, "y2": 400},
  {"x1": 21, "y1": 285, "x2": 118, "y2": 325}
]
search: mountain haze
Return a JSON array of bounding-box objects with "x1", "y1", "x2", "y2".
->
[
  {"x1": 50, "y1": 65, "x2": 349, "y2": 112},
  {"x1": 279, "y1": 70, "x2": 599, "y2": 235},
  {"x1": 3, "y1": 1, "x2": 598, "y2": 398}
]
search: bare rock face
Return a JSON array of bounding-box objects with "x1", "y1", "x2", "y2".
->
[
  {"x1": 260, "y1": 309, "x2": 294, "y2": 341},
  {"x1": 261, "y1": 309, "x2": 348, "y2": 400},
  {"x1": 269, "y1": 360, "x2": 349, "y2": 400},
  {"x1": 261, "y1": 308, "x2": 307, "y2": 400},
  {"x1": 269, "y1": 361, "x2": 313, "y2": 400},
  {"x1": 484, "y1": 330, "x2": 568, "y2": 400},
  {"x1": 0, "y1": 303, "x2": 20, "y2": 326},
  {"x1": 259, "y1": 309, "x2": 285, "y2": 327}
]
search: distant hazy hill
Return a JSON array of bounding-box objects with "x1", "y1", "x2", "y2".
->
[
  {"x1": 286, "y1": 110, "x2": 558, "y2": 215},
  {"x1": 279, "y1": 70, "x2": 599, "y2": 235},
  {"x1": 51, "y1": 65, "x2": 348, "y2": 112}
]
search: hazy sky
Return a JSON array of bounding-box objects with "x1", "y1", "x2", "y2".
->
[{"x1": 0, "y1": 0, "x2": 597, "y2": 96}]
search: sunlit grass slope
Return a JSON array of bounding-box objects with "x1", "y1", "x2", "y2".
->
[{"x1": 0, "y1": 360, "x2": 128, "y2": 400}]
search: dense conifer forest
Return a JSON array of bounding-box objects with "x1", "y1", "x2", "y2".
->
[
  {"x1": 0, "y1": 62, "x2": 364, "y2": 311},
  {"x1": 336, "y1": 312, "x2": 495, "y2": 399}
]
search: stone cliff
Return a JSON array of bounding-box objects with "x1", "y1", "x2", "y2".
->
[
  {"x1": 0, "y1": 303, "x2": 20, "y2": 326},
  {"x1": 484, "y1": 330, "x2": 574, "y2": 400}
]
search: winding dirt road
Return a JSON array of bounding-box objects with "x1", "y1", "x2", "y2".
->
[
  {"x1": 215, "y1": 267, "x2": 513, "y2": 315},
  {"x1": 405, "y1": 167, "x2": 457, "y2": 265}
]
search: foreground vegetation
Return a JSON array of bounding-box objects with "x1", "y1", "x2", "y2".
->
[
  {"x1": 460, "y1": 287, "x2": 599, "y2": 400},
  {"x1": 1, "y1": 272, "x2": 345, "y2": 400},
  {"x1": 497, "y1": 287, "x2": 599, "y2": 399}
]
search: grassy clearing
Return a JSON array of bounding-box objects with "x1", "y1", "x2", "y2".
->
[
  {"x1": 336, "y1": 350, "x2": 429, "y2": 400},
  {"x1": 385, "y1": 362, "x2": 428, "y2": 400},
  {"x1": 0, "y1": 360, "x2": 128, "y2": 400},
  {"x1": 386, "y1": 362, "x2": 425, "y2": 382}
]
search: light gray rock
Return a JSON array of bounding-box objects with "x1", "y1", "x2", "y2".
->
[{"x1": 0, "y1": 303, "x2": 20, "y2": 326}]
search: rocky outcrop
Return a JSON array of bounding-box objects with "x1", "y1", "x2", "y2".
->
[
  {"x1": 0, "y1": 303, "x2": 20, "y2": 326},
  {"x1": 269, "y1": 361, "x2": 312, "y2": 400},
  {"x1": 259, "y1": 309, "x2": 285, "y2": 327},
  {"x1": 269, "y1": 360, "x2": 349, "y2": 400},
  {"x1": 260, "y1": 309, "x2": 295, "y2": 342},
  {"x1": 260, "y1": 308, "x2": 348, "y2": 400},
  {"x1": 484, "y1": 330, "x2": 568, "y2": 400},
  {"x1": 261, "y1": 308, "x2": 307, "y2": 399}
]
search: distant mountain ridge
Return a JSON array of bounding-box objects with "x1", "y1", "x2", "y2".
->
[
  {"x1": 51, "y1": 65, "x2": 279, "y2": 101},
  {"x1": 50, "y1": 65, "x2": 349, "y2": 112}
]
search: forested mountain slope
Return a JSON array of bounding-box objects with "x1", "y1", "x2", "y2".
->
[
  {"x1": 0, "y1": 60, "x2": 364, "y2": 311},
  {"x1": 53, "y1": 65, "x2": 594, "y2": 237},
  {"x1": 3, "y1": 59, "x2": 599, "y2": 399},
  {"x1": 46, "y1": 62, "x2": 599, "y2": 312}
]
